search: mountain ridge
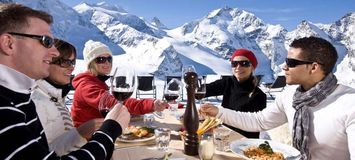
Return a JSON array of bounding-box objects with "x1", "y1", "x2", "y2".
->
[{"x1": 2, "y1": 0, "x2": 354, "y2": 86}]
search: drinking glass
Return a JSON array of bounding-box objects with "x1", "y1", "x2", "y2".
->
[
  {"x1": 111, "y1": 67, "x2": 136, "y2": 105},
  {"x1": 163, "y1": 78, "x2": 181, "y2": 119},
  {"x1": 213, "y1": 127, "x2": 231, "y2": 151},
  {"x1": 98, "y1": 91, "x2": 113, "y2": 117},
  {"x1": 182, "y1": 65, "x2": 196, "y2": 84},
  {"x1": 199, "y1": 134, "x2": 214, "y2": 160},
  {"x1": 195, "y1": 76, "x2": 206, "y2": 105},
  {"x1": 143, "y1": 113, "x2": 155, "y2": 127},
  {"x1": 154, "y1": 128, "x2": 171, "y2": 151}
]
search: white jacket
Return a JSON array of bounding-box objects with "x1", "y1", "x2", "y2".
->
[
  {"x1": 218, "y1": 84, "x2": 355, "y2": 160},
  {"x1": 31, "y1": 80, "x2": 87, "y2": 156}
]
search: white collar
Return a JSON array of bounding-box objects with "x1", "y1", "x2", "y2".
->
[
  {"x1": 0, "y1": 64, "x2": 36, "y2": 94},
  {"x1": 35, "y1": 79, "x2": 63, "y2": 99}
]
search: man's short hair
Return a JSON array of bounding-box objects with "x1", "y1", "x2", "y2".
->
[
  {"x1": 290, "y1": 36, "x2": 338, "y2": 75},
  {"x1": 0, "y1": 3, "x2": 53, "y2": 34}
]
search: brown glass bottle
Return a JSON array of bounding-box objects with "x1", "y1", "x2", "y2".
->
[{"x1": 183, "y1": 71, "x2": 199, "y2": 155}]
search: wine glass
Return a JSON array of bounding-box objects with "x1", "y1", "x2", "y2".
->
[
  {"x1": 195, "y1": 75, "x2": 206, "y2": 106},
  {"x1": 98, "y1": 91, "x2": 113, "y2": 117},
  {"x1": 111, "y1": 67, "x2": 136, "y2": 105},
  {"x1": 182, "y1": 65, "x2": 196, "y2": 85},
  {"x1": 164, "y1": 78, "x2": 181, "y2": 119}
]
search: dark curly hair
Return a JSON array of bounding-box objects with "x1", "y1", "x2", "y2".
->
[{"x1": 290, "y1": 36, "x2": 338, "y2": 75}]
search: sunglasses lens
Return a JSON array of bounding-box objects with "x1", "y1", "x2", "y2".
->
[
  {"x1": 52, "y1": 59, "x2": 76, "y2": 68},
  {"x1": 95, "y1": 56, "x2": 112, "y2": 64},
  {"x1": 286, "y1": 59, "x2": 295, "y2": 68},
  {"x1": 231, "y1": 61, "x2": 251, "y2": 67},
  {"x1": 241, "y1": 61, "x2": 251, "y2": 67},
  {"x1": 42, "y1": 36, "x2": 54, "y2": 48},
  {"x1": 63, "y1": 60, "x2": 75, "y2": 67},
  {"x1": 107, "y1": 56, "x2": 112, "y2": 63}
]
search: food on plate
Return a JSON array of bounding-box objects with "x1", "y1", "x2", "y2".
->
[
  {"x1": 196, "y1": 116, "x2": 222, "y2": 135},
  {"x1": 242, "y1": 141, "x2": 285, "y2": 160},
  {"x1": 120, "y1": 125, "x2": 154, "y2": 140}
]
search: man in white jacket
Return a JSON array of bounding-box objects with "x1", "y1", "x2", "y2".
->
[{"x1": 200, "y1": 36, "x2": 355, "y2": 160}]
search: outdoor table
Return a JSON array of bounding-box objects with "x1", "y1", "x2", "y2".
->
[{"x1": 112, "y1": 109, "x2": 246, "y2": 160}]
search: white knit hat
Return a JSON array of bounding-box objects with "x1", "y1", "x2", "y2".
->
[{"x1": 83, "y1": 40, "x2": 112, "y2": 68}]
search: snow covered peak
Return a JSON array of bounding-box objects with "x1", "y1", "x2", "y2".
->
[
  {"x1": 287, "y1": 20, "x2": 332, "y2": 43},
  {"x1": 74, "y1": 2, "x2": 157, "y2": 36},
  {"x1": 206, "y1": 6, "x2": 236, "y2": 19},
  {"x1": 205, "y1": 7, "x2": 264, "y2": 29},
  {"x1": 74, "y1": 2, "x2": 127, "y2": 14},
  {"x1": 151, "y1": 17, "x2": 167, "y2": 29}
]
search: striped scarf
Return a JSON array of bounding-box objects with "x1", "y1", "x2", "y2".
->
[{"x1": 292, "y1": 73, "x2": 338, "y2": 160}]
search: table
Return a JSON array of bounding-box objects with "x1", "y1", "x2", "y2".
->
[{"x1": 112, "y1": 109, "x2": 246, "y2": 160}]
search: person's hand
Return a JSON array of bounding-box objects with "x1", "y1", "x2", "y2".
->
[
  {"x1": 77, "y1": 118, "x2": 104, "y2": 140},
  {"x1": 105, "y1": 103, "x2": 130, "y2": 130},
  {"x1": 153, "y1": 99, "x2": 169, "y2": 112},
  {"x1": 199, "y1": 103, "x2": 219, "y2": 117}
]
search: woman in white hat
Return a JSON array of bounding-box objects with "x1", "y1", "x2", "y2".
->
[{"x1": 70, "y1": 40, "x2": 168, "y2": 127}]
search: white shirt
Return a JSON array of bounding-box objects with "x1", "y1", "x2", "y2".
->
[
  {"x1": 32, "y1": 80, "x2": 87, "y2": 155},
  {"x1": 217, "y1": 84, "x2": 355, "y2": 160}
]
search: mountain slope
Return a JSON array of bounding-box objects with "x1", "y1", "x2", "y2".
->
[{"x1": 4, "y1": 0, "x2": 355, "y2": 87}]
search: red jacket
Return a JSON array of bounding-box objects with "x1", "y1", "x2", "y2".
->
[{"x1": 71, "y1": 72, "x2": 154, "y2": 127}]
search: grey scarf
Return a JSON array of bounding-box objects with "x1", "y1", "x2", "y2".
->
[{"x1": 292, "y1": 73, "x2": 338, "y2": 160}]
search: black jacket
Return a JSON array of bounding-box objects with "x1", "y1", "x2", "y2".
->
[{"x1": 206, "y1": 76, "x2": 267, "y2": 138}]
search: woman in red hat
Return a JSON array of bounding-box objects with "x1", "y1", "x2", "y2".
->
[{"x1": 204, "y1": 49, "x2": 266, "y2": 138}]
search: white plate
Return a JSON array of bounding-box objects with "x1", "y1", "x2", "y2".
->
[
  {"x1": 153, "y1": 111, "x2": 165, "y2": 119},
  {"x1": 230, "y1": 139, "x2": 301, "y2": 160},
  {"x1": 116, "y1": 134, "x2": 155, "y2": 143}
]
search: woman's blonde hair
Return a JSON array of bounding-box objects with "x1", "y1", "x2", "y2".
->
[{"x1": 88, "y1": 61, "x2": 100, "y2": 76}]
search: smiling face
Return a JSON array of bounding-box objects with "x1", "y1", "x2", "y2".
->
[
  {"x1": 10, "y1": 17, "x2": 59, "y2": 80},
  {"x1": 94, "y1": 53, "x2": 112, "y2": 75},
  {"x1": 48, "y1": 53, "x2": 75, "y2": 85},
  {"x1": 232, "y1": 56, "x2": 254, "y2": 82}
]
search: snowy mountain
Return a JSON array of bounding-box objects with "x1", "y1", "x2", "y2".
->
[
  {"x1": 318, "y1": 13, "x2": 355, "y2": 86},
  {"x1": 1, "y1": 0, "x2": 125, "y2": 59},
  {"x1": 3, "y1": 0, "x2": 355, "y2": 87}
]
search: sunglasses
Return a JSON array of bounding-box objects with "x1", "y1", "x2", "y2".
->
[
  {"x1": 95, "y1": 56, "x2": 112, "y2": 64},
  {"x1": 51, "y1": 59, "x2": 76, "y2": 68},
  {"x1": 8, "y1": 32, "x2": 55, "y2": 48},
  {"x1": 285, "y1": 58, "x2": 314, "y2": 68},
  {"x1": 231, "y1": 60, "x2": 251, "y2": 68}
]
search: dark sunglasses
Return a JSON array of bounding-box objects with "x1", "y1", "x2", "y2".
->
[
  {"x1": 51, "y1": 59, "x2": 76, "y2": 68},
  {"x1": 95, "y1": 56, "x2": 112, "y2": 64},
  {"x1": 8, "y1": 32, "x2": 55, "y2": 48},
  {"x1": 231, "y1": 60, "x2": 251, "y2": 68},
  {"x1": 285, "y1": 58, "x2": 314, "y2": 68}
]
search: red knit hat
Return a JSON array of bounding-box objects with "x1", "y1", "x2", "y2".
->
[{"x1": 230, "y1": 49, "x2": 258, "y2": 68}]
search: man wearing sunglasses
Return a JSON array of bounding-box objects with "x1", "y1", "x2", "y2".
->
[
  {"x1": 203, "y1": 49, "x2": 267, "y2": 138},
  {"x1": 0, "y1": 3, "x2": 130, "y2": 160},
  {"x1": 200, "y1": 36, "x2": 355, "y2": 160},
  {"x1": 70, "y1": 40, "x2": 169, "y2": 128}
]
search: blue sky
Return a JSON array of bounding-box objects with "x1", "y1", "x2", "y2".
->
[{"x1": 62, "y1": 0, "x2": 355, "y2": 31}]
